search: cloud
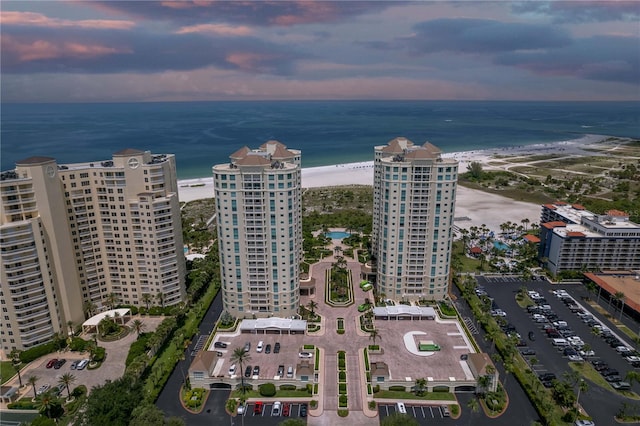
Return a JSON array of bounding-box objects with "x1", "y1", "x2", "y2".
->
[
  {"x1": 175, "y1": 23, "x2": 253, "y2": 36},
  {"x1": 399, "y1": 18, "x2": 571, "y2": 54},
  {"x1": 1, "y1": 35, "x2": 131, "y2": 62},
  {"x1": 511, "y1": 1, "x2": 640, "y2": 24},
  {"x1": 1, "y1": 27, "x2": 305, "y2": 75},
  {"x1": 495, "y1": 35, "x2": 639, "y2": 83},
  {"x1": 90, "y1": 1, "x2": 390, "y2": 27},
  {"x1": 0, "y1": 11, "x2": 135, "y2": 30}
]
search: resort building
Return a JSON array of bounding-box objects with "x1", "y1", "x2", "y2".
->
[
  {"x1": 0, "y1": 150, "x2": 186, "y2": 351},
  {"x1": 539, "y1": 202, "x2": 640, "y2": 274},
  {"x1": 372, "y1": 137, "x2": 458, "y2": 301},
  {"x1": 212, "y1": 141, "x2": 302, "y2": 318}
]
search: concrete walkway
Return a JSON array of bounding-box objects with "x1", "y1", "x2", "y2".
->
[{"x1": 303, "y1": 237, "x2": 379, "y2": 425}]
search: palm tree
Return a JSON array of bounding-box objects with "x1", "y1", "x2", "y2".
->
[
  {"x1": 28, "y1": 375, "x2": 39, "y2": 399},
  {"x1": 156, "y1": 291, "x2": 165, "y2": 309},
  {"x1": 613, "y1": 291, "x2": 625, "y2": 319},
  {"x1": 38, "y1": 393, "x2": 55, "y2": 418},
  {"x1": 59, "y1": 373, "x2": 76, "y2": 399},
  {"x1": 476, "y1": 375, "x2": 491, "y2": 397},
  {"x1": 414, "y1": 378, "x2": 427, "y2": 396},
  {"x1": 467, "y1": 396, "x2": 480, "y2": 413},
  {"x1": 141, "y1": 293, "x2": 153, "y2": 310},
  {"x1": 83, "y1": 300, "x2": 97, "y2": 318},
  {"x1": 575, "y1": 378, "x2": 588, "y2": 415},
  {"x1": 230, "y1": 347, "x2": 252, "y2": 395},
  {"x1": 104, "y1": 292, "x2": 119, "y2": 310},
  {"x1": 521, "y1": 218, "x2": 530, "y2": 232},
  {"x1": 306, "y1": 300, "x2": 318, "y2": 317},
  {"x1": 67, "y1": 320, "x2": 75, "y2": 337},
  {"x1": 131, "y1": 319, "x2": 146, "y2": 337},
  {"x1": 369, "y1": 328, "x2": 382, "y2": 347},
  {"x1": 9, "y1": 349, "x2": 23, "y2": 387}
]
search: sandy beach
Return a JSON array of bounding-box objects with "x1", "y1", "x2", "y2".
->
[{"x1": 177, "y1": 135, "x2": 609, "y2": 232}]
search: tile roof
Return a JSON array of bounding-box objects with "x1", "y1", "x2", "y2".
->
[
  {"x1": 16, "y1": 156, "x2": 56, "y2": 165},
  {"x1": 606, "y1": 209, "x2": 628, "y2": 217},
  {"x1": 542, "y1": 221, "x2": 567, "y2": 229},
  {"x1": 113, "y1": 148, "x2": 144, "y2": 156}
]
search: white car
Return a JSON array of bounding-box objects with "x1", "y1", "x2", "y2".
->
[
  {"x1": 298, "y1": 351, "x2": 313, "y2": 358},
  {"x1": 237, "y1": 402, "x2": 247, "y2": 415},
  {"x1": 272, "y1": 401, "x2": 282, "y2": 416},
  {"x1": 626, "y1": 356, "x2": 640, "y2": 363},
  {"x1": 36, "y1": 384, "x2": 51, "y2": 395},
  {"x1": 568, "y1": 354, "x2": 584, "y2": 362},
  {"x1": 228, "y1": 364, "x2": 236, "y2": 376},
  {"x1": 579, "y1": 350, "x2": 596, "y2": 358},
  {"x1": 616, "y1": 346, "x2": 631, "y2": 354}
]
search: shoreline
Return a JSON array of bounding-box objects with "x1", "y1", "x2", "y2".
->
[{"x1": 177, "y1": 134, "x2": 615, "y2": 203}]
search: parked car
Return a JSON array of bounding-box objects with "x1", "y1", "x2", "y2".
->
[
  {"x1": 606, "y1": 375, "x2": 623, "y2": 382},
  {"x1": 283, "y1": 402, "x2": 290, "y2": 416},
  {"x1": 214, "y1": 341, "x2": 228, "y2": 349},
  {"x1": 574, "y1": 420, "x2": 595, "y2": 426},
  {"x1": 442, "y1": 405, "x2": 451, "y2": 417},
  {"x1": 300, "y1": 403, "x2": 307, "y2": 417},
  {"x1": 272, "y1": 401, "x2": 282, "y2": 416},
  {"x1": 46, "y1": 359, "x2": 58, "y2": 369},
  {"x1": 253, "y1": 365, "x2": 260, "y2": 376},
  {"x1": 70, "y1": 360, "x2": 79, "y2": 370},
  {"x1": 274, "y1": 342, "x2": 281, "y2": 353},
  {"x1": 54, "y1": 359, "x2": 66, "y2": 369},
  {"x1": 612, "y1": 381, "x2": 631, "y2": 390},
  {"x1": 228, "y1": 364, "x2": 236, "y2": 376},
  {"x1": 244, "y1": 366, "x2": 252, "y2": 377},
  {"x1": 36, "y1": 384, "x2": 51, "y2": 395},
  {"x1": 52, "y1": 383, "x2": 66, "y2": 396},
  {"x1": 277, "y1": 365, "x2": 285, "y2": 377},
  {"x1": 237, "y1": 402, "x2": 247, "y2": 415},
  {"x1": 243, "y1": 342, "x2": 251, "y2": 353},
  {"x1": 299, "y1": 351, "x2": 313, "y2": 358},
  {"x1": 254, "y1": 401, "x2": 263, "y2": 415},
  {"x1": 265, "y1": 344, "x2": 272, "y2": 354},
  {"x1": 76, "y1": 359, "x2": 90, "y2": 370},
  {"x1": 520, "y1": 348, "x2": 536, "y2": 356}
]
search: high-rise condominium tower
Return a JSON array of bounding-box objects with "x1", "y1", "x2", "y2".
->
[
  {"x1": 373, "y1": 137, "x2": 458, "y2": 301},
  {"x1": 0, "y1": 150, "x2": 186, "y2": 351},
  {"x1": 213, "y1": 141, "x2": 302, "y2": 318}
]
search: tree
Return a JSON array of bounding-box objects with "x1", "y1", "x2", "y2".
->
[
  {"x1": 59, "y1": 373, "x2": 76, "y2": 400},
  {"x1": 9, "y1": 349, "x2": 23, "y2": 387},
  {"x1": 381, "y1": 413, "x2": 419, "y2": 426},
  {"x1": 82, "y1": 376, "x2": 143, "y2": 426},
  {"x1": 476, "y1": 375, "x2": 491, "y2": 396},
  {"x1": 230, "y1": 347, "x2": 252, "y2": 395},
  {"x1": 614, "y1": 291, "x2": 626, "y2": 320},
  {"x1": 625, "y1": 370, "x2": 640, "y2": 386},
  {"x1": 131, "y1": 319, "x2": 146, "y2": 337},
  {"x1": 466, "y1": 161, "x2": 484, "y2": 180},
  {"x1": 369, "y1": 328, "x2": 382, "y2": 347},
  {"x1": 38, "y1": 394, "x2": 64, "y2": 420},
  {"x1": 129, "y1": 403, "x2": 166, "y2": 426},
  {"x1": 156, "y1": 291, "x2": 165, "y2": 309},
  {"x1": 467, "y1": 396, "x2": 480, "y2": 413},
  {"x1": 67, "y1": 320, "x2": 75, "y2": 337},
  {"x1": 306, "y1": 300, "x2": 318, "y2": 316},
  {"x1": 141, "y1": 293, "x2": 153, "y2": 310},
  {"x1": 414, "y1": 378, "x2": 427, "y2": 397},
  {"x1": 28, "y1": 375, "x2": 39, "y2": 399},
  {"x1": 83, "y1": 300, "x2": 97, "y2": 318},
  {"x1": 104, "y1": 292, "x2": 119, "y2": 310},
  {"x1": 279, "y1": 419, "x2": 307, "y2": 426}
]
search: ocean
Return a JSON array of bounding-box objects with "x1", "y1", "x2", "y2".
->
[{"x1": 2, "y1": 100, "x2": 638, "y2": 179}]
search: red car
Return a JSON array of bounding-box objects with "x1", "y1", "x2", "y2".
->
[
  {"x1": 253, "y1": 401, "x2": 263, "y2": 415},
  {"x1": 46, "y1": 359, "x2": 58, "y2": 369},
  {"x1": 282, "y1": 403, "x2": 290, "y2": 417}
]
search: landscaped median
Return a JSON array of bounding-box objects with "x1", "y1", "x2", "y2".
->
[{"x1": 337, "y1": 350, "x2": 348, "y2": 416}]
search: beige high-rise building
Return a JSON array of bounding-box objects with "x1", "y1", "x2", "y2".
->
[
  {"x1": 373, "y1": 137, "x2": 458, "y2": 301},
  {"x1": 213, "y1": 141, "x2": 302, "y2": 318},
  {"x1": 0, "y1": 149, "x2": 186, "y2": 351}
]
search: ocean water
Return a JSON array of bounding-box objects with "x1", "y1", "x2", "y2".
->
[{"x1": 2, "y1": 100, "x2": 638, "y2": 179}]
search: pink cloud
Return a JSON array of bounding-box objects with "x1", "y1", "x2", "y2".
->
[
  {"x1": 159, "y1": 1, "x2": 216, "y2": 10},
  {"x1": 2, "y1": 35, "x2": 131, "y2": 62},
  {"x1": 176, "y1": 23, "x2": 253, "y2": 36},
  {"x1": 225, "y1": 52, "x2": 278, "y2": 71},
  {"x1": 0, "y1": 11, "x2": 135, "y2": 30}
]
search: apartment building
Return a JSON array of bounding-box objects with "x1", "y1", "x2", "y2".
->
[
  {"x1": 0, "y1": 149, "x2": 186, "y2": 351},
  {"x1": 372, "y1": 137, "x2": 458, "y2": 301},
  {"x1": 213, "y1": 141, "x2": 302, "y2": 318},
  {"x1": 539, "y1": 202, "x2": 640, "y2": 274}
]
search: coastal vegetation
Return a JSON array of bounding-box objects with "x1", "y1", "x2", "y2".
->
[{"x1": 459, "y1": 138, "x2": 640, "y2": 222}]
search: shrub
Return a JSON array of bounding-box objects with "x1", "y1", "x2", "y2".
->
[
  {"x1": 19, "y1": 342, "x2": 59, "y2": 363},
  {"x1": 72, "y1": 385, "x2": 87, "y2": 398},
  {"x1": 368, "y1": 400, "x2": 376, "y2": 409},
  {"x1": 451, "y1": 404, "x2": 460, "y2": 416},
  {"x1": 306, "y1": 384, "x2": 313, "y2": 394},
  {"x1": 373, "y1": 385, "x2": 380, "y2": 393},
  {"x1": 93, "y1": 346, "x2": 106, "y2": 362},
  {"x1": 126, "y1": 334, "x2": 150, "y2": 366},
  {"x1": 389, "y1": 386, "x2": 406, "y2": 392},
  {"x1": 303, "y1": 344, "x2": 315, "y2": 350},
  {"x1": 310, "y1": 400, "x2": 318, "y2": 409},
  {"x1": 338, "y1": 409, "x2": 349, "y2": 417},
  {"x1": 259, "y1": 383, "x2": 276, "y2": 397},
  {"x1": 339, "y1": 395, "x2": 347, "y2": 405},
  {"x1": 339, "y1": 383, "x2": 347, "y2": 394},
  {"x1": 339, "y1": 371, "x2": 346, "y2": 381},
  {"x1": 338, "y1": 359, "x2": 346, "y2": 369},
  {"x1": 279, "y1": 384, "x2": 296, "y2": 391},
  {"x1": 8, "y1": 400, "x2": 38, "y2": 410},
  {"x1": 337, "y1": 330, "x2": 345, "y2": 335},
  {"x1": 69, "y1": 337, "x2": 89, "y2": 352}
]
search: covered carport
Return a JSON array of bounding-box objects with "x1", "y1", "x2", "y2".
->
[
  {"x1": 373, "y1": 305, "x2": 436, "y2": 320},
  {"x1": 239, "y1": 317, "x2": 307, "y2": 335}
]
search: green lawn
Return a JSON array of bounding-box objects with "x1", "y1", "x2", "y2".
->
[
  {"x1": 374, "y1": 390, "x2": 456, "y2": 401},
  {"x1": 0, "y1": 361, "x2": 18, "y2": 385}
]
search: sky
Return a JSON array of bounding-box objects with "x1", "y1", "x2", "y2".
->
[{"x1": 1, "y1": 1, "x2": 639, "y2": 102}]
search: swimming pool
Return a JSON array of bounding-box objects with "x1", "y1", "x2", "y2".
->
[
  {"x1": 325, "y1": 231, "x2": 351, "y2": 239},
  {"x1": 494, "y1": 241, "x2": 510, "y2": 251}
]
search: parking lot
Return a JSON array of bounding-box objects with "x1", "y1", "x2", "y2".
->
[
  {"x1": 475, "y1": 276, "x2": 636, "y2": 425},
  {"x1": 236, "y1": 401, "x2": 307, "y2": 425},
  {"x1": 378, "y1": 403, "x2": 455, "y2": 425}
]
